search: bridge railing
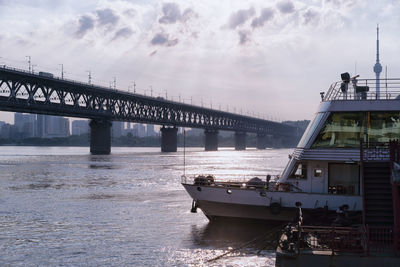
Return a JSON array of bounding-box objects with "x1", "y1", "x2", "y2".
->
[{"x1": 0, "y1": 65, "x2": 269, "y2": 120}]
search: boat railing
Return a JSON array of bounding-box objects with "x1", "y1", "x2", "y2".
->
[
  {"x1": 323, "y1": 78, "x2": 400, "y2": 101},
  {"x1": 298, "y1": 226, "x2": 365, "y2": 254},
  {"x1": 360, "y1": 141, "x2": 390, "y2": 162},
  {"x1": 181, "y1": 174, "x2": 277, "y2": 184},
  {"x1": 366, "y1": 225, "x2": 396, "y2": 254},
  {"x1": 295, "y1": 225, "x2": 398, "y2": 255},
  {"x1": 181, "y1": 174, "x2": 303, "y2": 192}
]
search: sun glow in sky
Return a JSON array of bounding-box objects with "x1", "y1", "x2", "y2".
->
[{"x1": 1, "y1": 0, "x2": 400, "y2": 123}]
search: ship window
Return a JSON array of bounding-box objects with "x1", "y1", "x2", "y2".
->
[
  {"x1": 328, "y1": 163, "x2": 359, "y2": 195},
  {"x1": 311, "y1": 112, "x2": 400, "y2": 148},
  {"x1": 367, "y1": 112, "x2": 400, "y2": 143},
  {"x1": 297, "y1": 113, "x2": 325, "y2": 148},
  {"x1": 312, "y1": 112, "x2": 365, "y2": 148},
  {"x1": 289, "y1": 163, "x2": 307, "y2": 179}
]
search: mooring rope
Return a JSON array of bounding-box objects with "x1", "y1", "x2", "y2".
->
[{"x1": 205, "y1": 224, "x2": 285, "y2": 263}]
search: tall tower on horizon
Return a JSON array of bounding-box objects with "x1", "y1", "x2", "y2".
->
[{"x1": 373, "y1": 25, "x2": 382, "y2": 99}]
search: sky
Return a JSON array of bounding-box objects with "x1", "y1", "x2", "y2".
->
[{"x1": 1, "y1": 0, "x2": 400, "y2": 124}]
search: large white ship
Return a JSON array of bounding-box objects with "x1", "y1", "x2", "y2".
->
[{"x1": 182, "y1": 72, "x2": 400, "y2": 224}]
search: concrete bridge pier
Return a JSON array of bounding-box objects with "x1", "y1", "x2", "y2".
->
[
  {"x1": 234, "y1": 131, "x2": 246, "y2": 150},
  {"x1": 256, "y1": 133, "x2": 267, "y2": 149},
  {"x1": 90, "y1": 119, "x2": 112, "y2": 155},
  {"x1": 161, "y1": 126, "x2": 178, "y2": 152},
  {"x1": 204, "y1": 129, "x2": 218, "y2": 151}
]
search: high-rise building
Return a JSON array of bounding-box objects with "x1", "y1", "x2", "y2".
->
[
  {"x1": 133, "y1": 123, "x2": 146, "y2": 137},
  {"x1": 147, "y1": 124, "x2": 155, "y2": 136},
  {"x1": 112, "y1": 121, "x2": 124, "y2": 138},
  {"x1": 72, "y1": 120, "x2": 89, "y2": 135},
  {"x1": 186, "y1": 128, "x2": 203, "y2": 136},
  {"x1": 14, "y1": 112, "x2": 35, "y2": 138},
  {"x1": 36, "y1": 114, "x2": 45, "y2": 138},
  {"x1": 44, "y1": 116, "x2": 69, "y2": 137},
  {"x1": 1, "y1": 123, "x2": 12, "y2": 139}
]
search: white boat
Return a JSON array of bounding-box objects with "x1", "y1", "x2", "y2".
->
[{"x1": 181, "y1": 73, "x2": 400, "y2": 224}]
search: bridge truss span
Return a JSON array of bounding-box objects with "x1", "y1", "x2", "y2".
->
[{"x1": 0, "y1": 67, "x2": 294, "y2": 137}]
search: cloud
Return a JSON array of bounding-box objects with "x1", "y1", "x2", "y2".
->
[
  {"x1": 124, "y1": 8, "x2": 136, "y2": 18},
  {"x1": 151, "y1": 33, "x2": 178, "y2": 47},
  {"x1": 96, "y1": 8, "x2": 119, "y2": 27},
  {"x1": 277, "y1": 1, "x2": 295, "y2": 14},
  {"x1": 251, "y1": 8, "x2": 275, "y2": 28},
  {"x1": 159, "y1": 3, "x2": 181, "y2": 24},
  {"x1": 158, "y1": 3, "x2": 197, "y2": 24},
  {"x1": 112, "y1": 27, "x2": 134, "y2": 41},
  {"x1": 75, "y1": 8, "x2": 123, "y2": 39},
  {"x1": 324, "y1": 0, "x2": 358, "y2": 8},
  {"x1": 238, "y1": 30, "x2": 251, "y2": 45},
  {"x1": 76, "y1": 15, "x2": 95, "y2": 38},
  {"x1": 303, "y1": 8, "x2": 319, "y2": 25},
  {"x1": 227, "y1": 7, "x2": 255, "y2": 29},
  {"x1": 181, "y1": 8, "x2": 198, "y2": 22}
]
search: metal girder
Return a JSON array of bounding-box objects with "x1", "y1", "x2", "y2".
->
[{"x1": 0, "y1": 67, "x2": 295, "y2": 137}]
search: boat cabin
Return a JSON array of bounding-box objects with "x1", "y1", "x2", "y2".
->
[{"x1": 280, "y1": 76, "x2": 400, "y2": 196}]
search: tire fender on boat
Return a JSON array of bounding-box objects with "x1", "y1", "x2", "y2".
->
[{"x1": 270, "y1": 202, "x2": 281, "y2": 215}]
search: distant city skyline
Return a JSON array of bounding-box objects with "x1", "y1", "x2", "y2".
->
[
  {"x1": 1, "y1": 1, "x2": 399, "y2": 123},
  {"x1": 0, "y1": 114, "x2": 163, "y2": 139}
]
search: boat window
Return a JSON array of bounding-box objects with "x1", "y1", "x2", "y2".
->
[
  {"x1": 312, "y1": 112, "x2": 365, "y2": 148},
  {"x1": 289, "y1": 163, "x2": 307, "y2": 179},
  {"x1": 311, "y1": 112, "x2": 400, "y2": 148},
  {"x1": 297, "y1": 113, "x2": 325, "y2": 148},
  {"x1": 328, "y1": 163, "x2": 359, "y2": 195},
  {"x1": 367, "y1": 112, "x2": 400, "y2": 143}
]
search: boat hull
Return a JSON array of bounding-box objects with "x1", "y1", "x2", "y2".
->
[
  {"x1": 182, "y1": 183, "x2": 363, "y2": 223},
  {"x1": 196, "y1": 199, "x2": 296, "y2": 222}
]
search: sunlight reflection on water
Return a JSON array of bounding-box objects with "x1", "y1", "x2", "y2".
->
[{"x1": 0, "y1": 146, "x2": 291, "y2": 266}]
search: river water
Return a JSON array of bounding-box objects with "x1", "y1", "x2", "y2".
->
[{"x1": 0, "y1": 146, "x2": 291, "y2": 266}]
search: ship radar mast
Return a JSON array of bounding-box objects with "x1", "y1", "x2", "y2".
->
[{"x1": 373, "y1": 24, "x2": 382, "y2": 99}]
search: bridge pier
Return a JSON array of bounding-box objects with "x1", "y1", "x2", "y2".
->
[
  {"x1": 161, "y1": 126, "x2": 178, "y2": 152},
  {"x1": 234, "y1": 131, "x2": 246, "y2": 150},
  {"x1": 256, "y1": 133, "x2": 267, "y2": 149},
  {"x1": 204, "y1": 129, "x2": 218, "y2": 151},
  {"x1": 90, "y1": 119, "x2": 112, "y2": 155}
]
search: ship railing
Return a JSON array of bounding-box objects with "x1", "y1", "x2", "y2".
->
[
  {"x1": 296, "y1": 225, "x2": 398, "y2": 255},
  {"x1": 360, "y1": 141, "x2": 390, "y2": 162},
  {"x1": 366, "y1": 225, "x2": 397, "y2": 254},
  {"x1": 181, "y1": 174, "x2": 278, "y2": 183},
  {"x1": 323, "y1": 78, "x2": 400, "y2": 101},
  {"x1": 298, "y1": 226, "x2": 365, "y2": 254},
  {"x1": 180, "y1": 174, "x2": 303, "y2": 192}
]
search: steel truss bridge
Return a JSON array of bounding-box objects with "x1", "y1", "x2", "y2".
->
[{"x1": 0, "y1": 66, "x2": 297, "y2": 153}]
